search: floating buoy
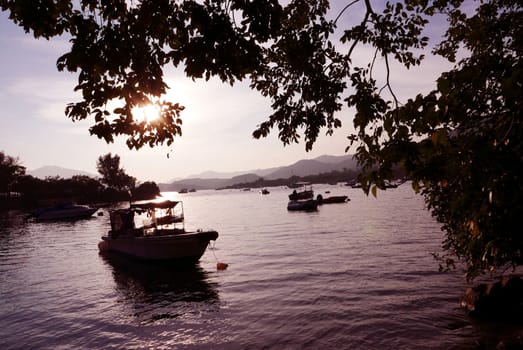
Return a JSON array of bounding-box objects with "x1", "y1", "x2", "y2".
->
[{"x1": 217, "y1": 262, "x2": 229, "y2": 270}]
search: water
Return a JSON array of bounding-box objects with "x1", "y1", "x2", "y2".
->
[{"x1": 0, "y1": 184, "x2": 520, "y2": 349}]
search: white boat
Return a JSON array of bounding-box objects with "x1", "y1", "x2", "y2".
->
[
  {"x1": 31, "y1": 203, "x2": 97, "y2": 221},
  {"x1": 98, "y1": 199, "x2": 218, "y2": 262}
]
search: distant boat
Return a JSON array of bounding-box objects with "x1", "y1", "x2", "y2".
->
[
  {"x1": 383, "y1": 181, "x2": 398, "y2": 189},
  {"x1": 384, "y1": 179, "x2": 407, "y2": 188},
  {"x1": 287, "y1": 183, "x2": 317, "y2": 211},
  {"x1": 98, "y1": 199, "x2": 218, "y2": 262},
  {"x1": 260, "y1": 188, "x2": 270, "y2": 195},
  {"x1": 188, "y1": 188, "x2": 197, "y2": 193},
  {"x1": 287, "y1": 199, "x2": 318, "y2": 211},
  {"x1": 179, "y1": 188, "x2": 188, "y2": 194},
  {"x1": 316, "y1": 194, "x2": 349, "y2": 205},
  {"x1": 30, "y1": 203, "x2": 97, "y2": 221},
  {"x1": 288, "y1": 182, "x2": 314, "y2": 200}
]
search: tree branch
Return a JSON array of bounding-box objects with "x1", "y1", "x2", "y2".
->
[{"x1": 334, "y1": 0, "x2": 361, "y2": 25}]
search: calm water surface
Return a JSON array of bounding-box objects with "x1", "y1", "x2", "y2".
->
[{"x1": 0, "y1": 184, "x2": 521, "y2": 349}]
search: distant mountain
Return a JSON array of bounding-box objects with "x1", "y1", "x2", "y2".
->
[
  {"x1": 28, "y1": 166, "x2": 96, "y2": 179},
  {"x1": 160, "y1": 178, "x2": 228, "y2": 192},
  {"x1": 225, "y1": 173, "x2": 261, "y2": 186},
  {"x1": 159, "y1": 154, "x2": 359, "y2": 191},
  {"x1": 183, "y1": 170, "x2": 247, "y2": 180},
  {"x1": 159, "y1": 173, "x2": 262, "y2": 192},
  {"x1": 183, "y1": 166, "x2": 280, "y2": 180},
  {"x1": 263, "y1": 155, "x2": 357, "y2": 180},
  {"x1": 313, "y1": 154, "x2": 355, "y2": 164}
]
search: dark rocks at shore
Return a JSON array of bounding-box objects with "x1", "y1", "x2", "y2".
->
[{"x1": 461, "y1": 275, "x2": 523, "y2": 322}]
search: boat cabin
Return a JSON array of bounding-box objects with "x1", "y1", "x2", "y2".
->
[
  {"x1": 288, "y1": 182, "x2": 314, "y2": 201},
  {"x1": 109, "y1": 199, "x2": 184, "y2": 238}
]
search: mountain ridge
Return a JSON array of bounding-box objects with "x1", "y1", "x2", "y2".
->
[
  {"x1": 159, "y1": 154, "x2": 358, "y2": 191},
  {"x1": 28, "y1": 166, "x2": 96, "y2": 179},
  {"x1": 27, "y1": 154, "x2": 358, "y2": 190}
]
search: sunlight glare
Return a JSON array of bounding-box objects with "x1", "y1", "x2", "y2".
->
[{"x1": 132, "y1": 104, "x2": 161, "y2": 123}]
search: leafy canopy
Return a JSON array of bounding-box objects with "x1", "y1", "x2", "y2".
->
[
  {"x1": 0, "y1": 151, "x2": 26, "y2": 193},
  {"x1": 2, "y1": 0, "x2": 522, "y2": 279},
  {"x1": 96, "y1": 153, "x2": 136, "y2": 191}
]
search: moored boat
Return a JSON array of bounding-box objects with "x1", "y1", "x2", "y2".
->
[
  {"x1": 316, "y1": 194, "x2": 349, "y2": 204},
  {"x1": 287, "y1": 182, "x2": 317, "y2": 211},
  {"x1": 98, "y1": 199, "x2": 218, "y2": 262},
  {"x1": 287, "y1": 199, "x2": 318, "y2": 211},
  {"x1": 288, "y1": 182, "x2": 314, "y2": 200},
  {"x1": 31, "y1": 203, "x2": 97, "y2": 221}
]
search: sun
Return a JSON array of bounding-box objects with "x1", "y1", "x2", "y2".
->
[{"x1": 132, "y1": 103, "x2": 161, "y2": 123}]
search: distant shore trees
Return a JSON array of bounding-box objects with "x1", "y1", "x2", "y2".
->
[
  {"x1": 0, "y1": 151, "x2": 25, "y2": 196},
  {"x1": 0, "y1": 151, "x2": 159, "y2": 208},
  {"x1": 96, "y1": 153, "x2": 136, "y2": 193},
  {"x1": 1, "y1": 1, "x2": 521, "y2": 280}
]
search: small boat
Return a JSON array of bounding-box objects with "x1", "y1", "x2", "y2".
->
[
  {"x1": 260, "y1": 188, "x2": 270, "y2": 195},
  {"x1": 31, "y1": 203, "x2": 97, "y2": 221},
  {"x1": 287, "y1": 199, "x2": 318, "y2": 211},
  {"x1": 287, "y1": 182, "x2": 317, "y2": 211},
  {"x1": 288, "y1": 182, "x2": 314, "y2": 200},
  {"x1": 316, "y1": 194, "x2": 349, "y2": 204},
  {"x1": 179, "y1": 188, "x2": 188, "y2": 194},
  {"x1": 98, "y1": 199, "x2": 218, "y2": 262}
]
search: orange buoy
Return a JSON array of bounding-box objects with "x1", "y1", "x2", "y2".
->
[{"x1": 217, "y1": 262, "x2": 228, "y2": 270}]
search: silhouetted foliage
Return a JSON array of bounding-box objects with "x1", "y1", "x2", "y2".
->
[
  {"x1": 2, "y1": 1, "x2": 521, "y2": 279},
  {"x1": 96, "y1": 153, "x2": 136, "y2": 192},
  {"x1": 1, "y1": 153, "x2": 156, "y2": 207},
  {"x1": 132, "y1": 181, "x2": 160, "y2": 200},
  {"x1": 0, "y1": 151, "x2": 25, "y2": 194}
]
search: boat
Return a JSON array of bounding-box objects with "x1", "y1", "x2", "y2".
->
[
  {"x1": 260, "y1": 188, "x2": 270, "y2": 195},
  {"x1": 98, "y1": 199, "x2": 218, "y2": 262},
  {"x1": 316, "y1": 194, "x2": 349, "y2": 204},
  {"x1": 31, "y1": 203, "x2": 97, "y2": 221},
  {"x1": 288, "y1": 182, "x2": 314, "y2": 200},
  {"x1": 287, "y1": 199, "x2": 318, "y2": 211},
  {"x1": 287, "y1": 182, "x2": 317, "y2": 211}
]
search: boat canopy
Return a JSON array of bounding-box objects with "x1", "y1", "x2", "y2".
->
[{"x1": 130, "y1": 199, "x2": 180, "y2": 210}]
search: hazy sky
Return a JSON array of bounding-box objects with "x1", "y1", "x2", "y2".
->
[{"x1": 0, "y1": 4, "x2": 452, "y2": 183}]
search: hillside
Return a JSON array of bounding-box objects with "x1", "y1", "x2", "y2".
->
[
  {"x1": 28, "y1": 166, "x2": 96, "y2": 179},
  {"x1": 159, "y1": 154, "x2": 359, "y2": 191},
  {"x1": 263, "y1": 155, "x2": 357, "y2": 180}
]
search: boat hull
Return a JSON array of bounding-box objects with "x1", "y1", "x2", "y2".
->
[
  {"x1": 317, "y1": 195, "x2": 349, "y2": 204},
  {"x1": 34, "y1": 206, "x2": 97, "y2": 221},
  {"x1": 99, "y1": 230, "x2": 219, "y2": 261},
  {"x1": 287, "y1": 199, "x2": 318, "y2": 211}
]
